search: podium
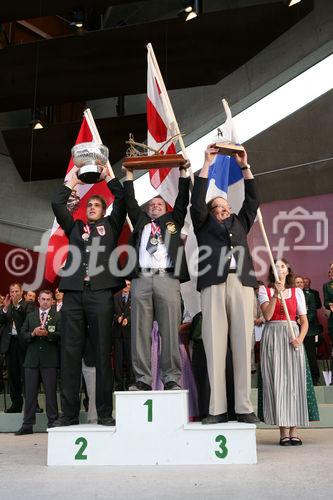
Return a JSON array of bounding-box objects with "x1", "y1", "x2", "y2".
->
[{"x1": 47, "y1": 391, "x2": 257, "y2": 465}]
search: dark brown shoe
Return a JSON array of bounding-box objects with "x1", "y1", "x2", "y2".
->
[{"x1": 201, "y1": 413, "x2": 228, "y2": 424}]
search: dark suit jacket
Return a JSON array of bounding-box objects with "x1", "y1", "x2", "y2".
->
[
  {"x1": 306, "y1": 287, "x2": 322, "y2": 309},
  {"x1": 20, "y1": 308, "x2": 61, "y2": 368},
  {"x1": 190, "y1": 176, "x2": 259, "y2": 291},
  {"x1": 123, "y1": 177, "x2": 190, "y2": 283},
  {"x1": 0, "y1": 300, "x2": 36, "y2": 354},
  {"x1": 323, "y1": 280, "x2": 333, "y2": 329},
  {"x1": 113, "y1": 292, "x2": 131, "y2": 339},
  {"x1": 303, "y1": 289, "x2": 322, "y2": 336},
  {"x1": 51, "y1": 178, "x2": 126, "y2": 292}
]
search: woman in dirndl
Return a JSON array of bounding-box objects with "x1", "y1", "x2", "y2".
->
[{"x1": 258, "y1": 258, "x2": 319, "y2": 446}]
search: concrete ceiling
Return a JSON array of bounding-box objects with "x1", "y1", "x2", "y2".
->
[{"x1": 0, "y1": 0, "x2": 314, "y2": 182}]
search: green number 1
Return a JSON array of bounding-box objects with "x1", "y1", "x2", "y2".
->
[
  {"x1": 215, "y1": 434, "x2": 228, "y2": 459},
  {"x1": 75, "y1": 437, "x2": 88, "y2": 460},
  {"x1": 144, "y1": 399, "x2": 153, "y2": 422}
]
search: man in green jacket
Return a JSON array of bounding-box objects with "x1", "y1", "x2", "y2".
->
[{"x1": 15, "y1": 290, "x2": 61, "y2": 435}]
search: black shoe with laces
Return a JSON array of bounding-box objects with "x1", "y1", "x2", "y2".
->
[
  {"x1": 97, "y1": 417, "x2": 116, "y2": 426},
  {"x1": 15, "y1": 426, "x2": 33, "y2": 436}
]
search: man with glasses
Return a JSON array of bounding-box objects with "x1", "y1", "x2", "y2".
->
[{"x1": 190, "y1": 145, "x2": 260, "y2": 424}]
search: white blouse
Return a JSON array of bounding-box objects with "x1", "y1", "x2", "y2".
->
[{"x1": 258, "y1": 285, "x2": 307, "y2": 316}]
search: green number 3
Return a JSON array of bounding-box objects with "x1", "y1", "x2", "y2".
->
[
  {"x1": 75, "y1": 437, "x2": 88, "y2": 460},
  {"x1": 215, "y1": 434, "x2": 228, "y2": 459}
]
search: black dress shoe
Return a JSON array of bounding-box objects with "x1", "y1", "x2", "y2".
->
[
  {"x1": 164, "y1": 381, "x2": 181, "y2": 390},
  {"x1": 5, "y1": 406, "x2": 22, "y2": 413},
  {"x1": 128, "y1": 381, "x2": 151, "y2": 391},
  {"x1": 201, "y1": 413, "x2": 228, "y2": 424},
  {"x1": 15, "y1": 426, "x2": 33, "y2": 436},
  {"x1": 97, "y1": 417, "x2": 116, "y2": 426},
  {"x1": 236, "y1": 412, "x2": 260, "y2": 424},
  {"x1": 36, "y1": 406, "x2": 44, "y2": 413},
  {"x1": 52, "y1": 416, "x2": 80, "y2": 427}
]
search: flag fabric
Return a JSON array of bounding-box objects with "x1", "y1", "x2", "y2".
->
[
  {"x1": 206, "y1": 102, "x2": 244, "y2": 215},
  {"x1": 44, "y1": 115, "x2": 115, "y2": 282},
  {"x1": 147, "y1": 47, "x2": 180, "y2": 208}
]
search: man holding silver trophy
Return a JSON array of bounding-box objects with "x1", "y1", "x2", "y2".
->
[{"x1": 51, "y1": 142, "x2": 126, "y2": 427}]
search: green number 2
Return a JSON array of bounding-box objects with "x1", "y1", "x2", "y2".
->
[
  {"x1": 215, "y1": 434, "x2": 228, "y2": 459},
  {"x1": 75, "y1": 437, "x2": 88, "y2": 460},
  {"x1": 144, "y1": 399, "x2": 153, "y2": 422}
]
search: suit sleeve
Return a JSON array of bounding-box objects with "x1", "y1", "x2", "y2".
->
[
  {"x1": 106, "y1": 178, "x2": 126, "y2": 238},
  {"x1": 190, "y1": 176, "x2": 210, "y2": 232},
  {"x1": 171, "y1": 177, "x2": 190, "y2": 227},
  {"x1": 46, "y1": 314, "x2": 61, "y2": 343},
  {"x1": 51, "y1": 184, "x2": 75, "y2": 237},
  {"x1": 20, "y1": 315, "x2": 34, "y2": 344},
  {"x1": 123, "y1": 180, "x2": 145, "y2": 226},
  {"x1": 323, "y1": 283, "x2": 332, "y2": 310},
  {"x1": 237, "y1": 179, "x2": 260, "y2": 233}
]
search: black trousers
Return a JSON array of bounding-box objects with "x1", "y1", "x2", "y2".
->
[
  {"x1": 6, "y1": 336, "x2": 25, "y2": 410},
  {"x1": 191, "y1": 340, "x2": 236, "y2": 420},
  {"x1": 113, "y1": 332, "x2": 133, "y2": 387},
  {"x1": 23, "y1": 367, "x2": 58, "y2": 426},
  {"x1": 303, "y1": 335, "x2": 320, "y2": 383},
  {"x1": 60, "y1": 287, "x2": 114, "y2": 419}
]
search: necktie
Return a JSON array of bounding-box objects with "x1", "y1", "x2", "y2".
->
[{"x1": 40, "y1": 311, "x2": 46, "y2": 325}]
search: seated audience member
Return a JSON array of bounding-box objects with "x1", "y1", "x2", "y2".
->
[
  {"x1": 15, "y1": 290, "x2": 60, "y2": 435},
  {"x1": 0, "y1": 283, "x2": 35, "y2": 413}
]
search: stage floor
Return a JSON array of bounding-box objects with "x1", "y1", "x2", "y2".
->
[{"x1": 0, "y1": 428, "x2": 332, "y2": 499}]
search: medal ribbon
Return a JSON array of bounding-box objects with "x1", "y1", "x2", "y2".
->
[
  {"x1": 83, "y1": 224, "x2": 91, "y2": 236},
  {"x1": 151, "y1": 221, "x2": 161, "y2": 238}
]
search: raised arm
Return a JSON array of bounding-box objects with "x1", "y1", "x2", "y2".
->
[
  {"x1": 122, "y1": 167, "x2": 144, "y2": 227},
  {"x1": 106, "y1": 178, "x2": 126, "y2": 237},
  {"x1": 234, "y1": 149, "x2": 259, "y2": 233},
  {"x1": 51, "y1": 170, "x2": 82, "y2": 236},
  {"x1": 172, "y1": 166, "x2": 190, "y2": 226}
]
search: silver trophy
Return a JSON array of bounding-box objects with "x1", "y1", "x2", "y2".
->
[{"x1": 71, "y1": 142, "x2": 109, "y2": 184}]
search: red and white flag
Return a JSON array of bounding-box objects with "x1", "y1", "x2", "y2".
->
[
  {"x1": 44, "y1": 113, "x2": 115, "y2": 282},
  {"x1": 147, "y1": 44, "x2": 183, "y2": 207}
]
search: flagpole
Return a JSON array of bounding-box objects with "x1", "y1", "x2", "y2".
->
[
  {"x1": 147, "y1": 43, "x2": 190, "y2": 165},
  {"x1": 84, "y1": 108, "x2": 133, "y2": 231}
]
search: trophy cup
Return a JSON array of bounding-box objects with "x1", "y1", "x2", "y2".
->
[
  {"x1": 122, "y1": 133, "x2": 187, "y2": 170},
  {"x1": 71, "y1": 142, "x2": 109, "y2": 184},
  {"x1": 212, "y1": 128, "x2": 244, "y2": 156}
]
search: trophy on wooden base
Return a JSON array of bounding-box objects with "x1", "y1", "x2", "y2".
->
[
  {"x1": 122, "y1": 133, "x2": 187, "y2": 170},
  {"x1": 212, "y1": 128, "x2": 245, "y2": 156},
  {"x1": 72, "y1": 142, "x2": 109, "y2": 184}
]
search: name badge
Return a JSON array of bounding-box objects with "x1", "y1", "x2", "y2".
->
[{"x1": 48, "y1": 326, "x2": 56, "y2": 333}]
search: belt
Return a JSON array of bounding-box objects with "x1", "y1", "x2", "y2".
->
[{"x1": 139, "y1": 268, "x2": 174, "y2": 275}]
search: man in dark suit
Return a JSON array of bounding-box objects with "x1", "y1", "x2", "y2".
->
[
  {"x1": 51, "y1": 167, "x2": 126, "y2": 426},
  {"x1": 123, "y1": 163, "x2": 190, "y2": 391},
  {"x1": 303, "y1": 277, "x2": 322, "y2": 310},
  {"x1": 113, "y1": 280, "x2": 133, "y2": 390},
  {"x1": 15, "y1": 290, "x2": 60, "y2": 435},
  {"x1": 190, "y1": 145, "x2": 260, "y2": 424},
  {"x1": 0, "y1": 283, "x2": 35, "y2": 412}
]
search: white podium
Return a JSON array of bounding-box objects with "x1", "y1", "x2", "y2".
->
[{"x1": 47, "y1": 391, "x2": 257, "y2": 465}]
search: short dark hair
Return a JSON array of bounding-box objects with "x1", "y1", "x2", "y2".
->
[
  {"x1": 39, "y1": 289, "x2": 53, "y2": 297},
  {"x1": 9, "y1": 282, "x2": 22, "y2": 290},
  {"x1": 87, "y1": 195, "x2": 107, "y2": 213},
  {"x1": 267, "y1": 258, "x2": 294, "y2": 289}
]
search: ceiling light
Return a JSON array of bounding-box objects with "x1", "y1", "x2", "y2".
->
[
  {"x1": 33, "y1": 120, "x2": 44, "y2": 130},
  {"x1": 186, "y1": 11, "x2": 198, "y2": 21},
  {"x1": 288, "y1": 0, "x2": 301, "y2": 6}
]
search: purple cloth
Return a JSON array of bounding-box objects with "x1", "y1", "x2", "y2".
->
[{"x1": 150, "y1": 321, "x2": 199, "y2": 418}]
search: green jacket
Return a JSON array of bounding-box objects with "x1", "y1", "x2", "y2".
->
[
  {"x1": 323, "y1": 280, "x2": 333, "y2": 329},
  {"x1": 20, "y1": 308, "x2": 61, "y2": 368},
  {"x1": 303, "y1": 289, "x2": 322, "y2": 336}
]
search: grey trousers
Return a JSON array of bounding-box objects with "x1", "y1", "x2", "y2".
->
[
  {"x1": 201, "y1": 274, "x2": 254, "y2": 415},
  {"x1": 131, "y1": 272, "x2": 182, "y2": 387}
]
